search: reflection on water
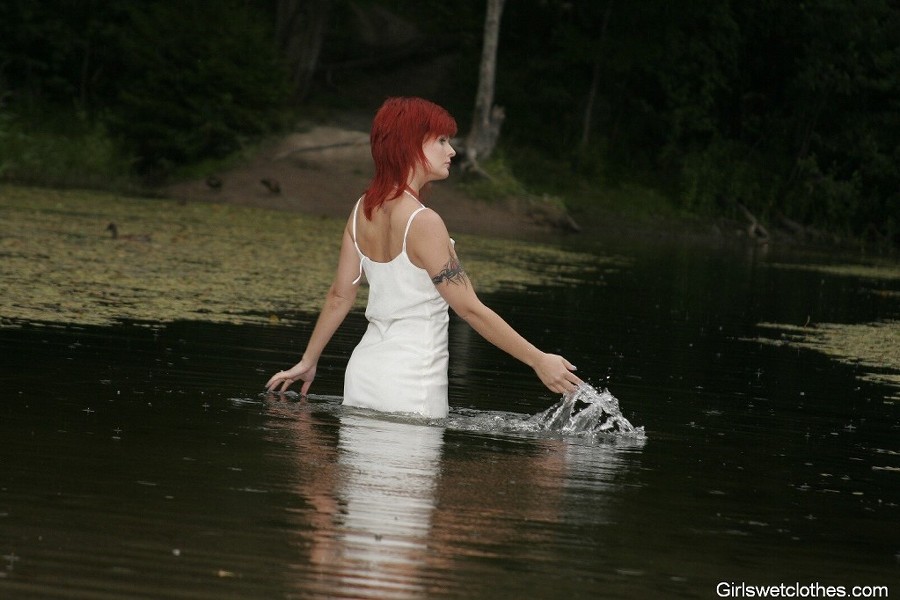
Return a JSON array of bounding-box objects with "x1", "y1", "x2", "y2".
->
[
  {"x1": 257, "y1": 396, "x2": 638, "y2": 599},
  {"x1": 302, "y1": 411, "x2": 444, "y2": 599},
  {"x1": 1, "y1": 230, "x2": 898, "y2": 598}
]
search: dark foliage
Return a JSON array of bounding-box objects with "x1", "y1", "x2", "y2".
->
[
  {"x1": 0, "y1": 0, "x2": 289, "y2": 177},
  {"x1": 110, "y1": 1, "x2": 289, "y2": 174},
  {"x1": 0, "y1": 0, "x2": 897, "y2": 243}
]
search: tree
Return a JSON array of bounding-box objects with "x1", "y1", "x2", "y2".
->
[
  {"x1": 785, "y1": 0, "x2": 900, "y2": 240},
  {"x1": 111, "y1": 1, "x2": 289, "y2": 174},
  {"x1": 0, "y1": 0, "x2": 124, "y2": 113},
  {"x1": 578, "y1": 2, "x2": 613, "y2": 152},
  {"x1": 464, "y1": 0, "x2": 506, "y2": 172},
  {"x1": 276, "y1": 0, "x2": 332, "y2": 101}
]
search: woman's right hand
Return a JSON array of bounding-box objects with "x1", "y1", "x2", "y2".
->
[{"x1": 265, "y1": 359, "x2": 317, "y2": 396}]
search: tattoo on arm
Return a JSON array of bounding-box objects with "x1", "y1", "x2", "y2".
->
[{"x1": 431, "y1": 253, "x2": 468, "y2": 286}]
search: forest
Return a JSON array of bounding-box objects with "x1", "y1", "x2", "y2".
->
[{"x1": 0, "y1": 0, "x2": 897, "y2": 246}]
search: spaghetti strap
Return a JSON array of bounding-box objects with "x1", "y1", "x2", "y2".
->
[
  {"x1": 402, "y1": 206, "x2": 429, "y2": 254},
  {"x1": 351, "y1": 198, "x2": 365, "y2": 285},
  {"x1": 351, "y1": 198, "x2": 361, "y2": 243}
]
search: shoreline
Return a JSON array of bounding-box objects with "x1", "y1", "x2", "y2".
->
[
  {"x1": 161, "y1": 125, "x2": 881, "y2": 253},
  {"x1": 164, "y1": 125, "x2": 555, "y2": 242}
]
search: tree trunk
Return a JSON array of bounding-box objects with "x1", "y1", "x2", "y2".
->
[
  {"x1": 276, "y1": 0, "x2": 332, "y2": 102},
  {"x1": 579, "y1": 2, "x2": 613, "y2": 152},
  {"x1": 579, "y1": 61, "x2": 601, "y2": 151},
  {"x1": 464, "y1": 0, "x2": 506, "y2": 170}
]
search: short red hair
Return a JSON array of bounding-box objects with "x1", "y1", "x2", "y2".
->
[{"x1": 362, "y1": 97, "x2": 458, "y2": 219}]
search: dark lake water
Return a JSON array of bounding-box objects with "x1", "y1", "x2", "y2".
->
[{"x1": 2, "y1": 234, "x2": 898, "y2": 599}]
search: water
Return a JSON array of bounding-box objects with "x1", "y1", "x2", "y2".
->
[{"x1": 1, "y1": 235, "x2": 898, "y2": 598}]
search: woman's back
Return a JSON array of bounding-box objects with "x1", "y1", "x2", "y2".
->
[
  {"x1": 343, "y1": 192, "x2": 451, "y2": 417},
  {"x1": 353, "y1": 192, "x2": 422, "y2": 263}
]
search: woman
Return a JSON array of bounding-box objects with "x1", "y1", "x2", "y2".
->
[{"x1": 266, "y1": 97, "x2": 582, "y2": 417}]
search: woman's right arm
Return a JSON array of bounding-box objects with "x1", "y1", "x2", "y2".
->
[{"x1": 266, "y1": 219, "x2": 361, "y2": 395}]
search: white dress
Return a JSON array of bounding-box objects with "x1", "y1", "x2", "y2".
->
[{"x1": 343, "y1": 196, "x2": 451, "y2": 418}]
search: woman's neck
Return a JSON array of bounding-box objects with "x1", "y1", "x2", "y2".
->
[
  {"x1": 403, "y1": 184, "x2": 421, "y2": 201},
  {"x1": 406, "y1": 167, "x2": 428, "y2": 196}
]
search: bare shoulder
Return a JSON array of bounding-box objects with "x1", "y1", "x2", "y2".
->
[
  {"x1": 344, "y1": 200, "x2": 362, "y2": 236},
  {"x1": 406, "y1": 208, "x2": 453, "y2": 268},
  {"x1": 409, "y1": 207, "x2": 450, "y2": 239}
]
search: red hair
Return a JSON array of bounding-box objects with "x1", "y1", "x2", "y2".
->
[{"x1": 362, "y1": 97, "x2": 458, "y2": 219}]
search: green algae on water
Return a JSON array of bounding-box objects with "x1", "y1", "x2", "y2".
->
[
  {"x1": 770, "y1": 262, "x2": 900, "y2": 282},
  {"x1": 0, "y1": 186, "x2": 615, "y2": 328},
  {"x1": 759, "y1": 260, "x2": 900, "y2": 400},
  {"x1": 753, "y1": 320, "x2": 900, "y2": 402}
]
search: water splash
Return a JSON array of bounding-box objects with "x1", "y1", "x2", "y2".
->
[
  {"x1": 444, "y1": 383, "x2": 644, "y2": 441},
  {"x1": 254, "y1": 383, "x2": 645, "y2": 441},
  {"x1": 529, "y1": 383, "x2": 644, "y2": 437}
]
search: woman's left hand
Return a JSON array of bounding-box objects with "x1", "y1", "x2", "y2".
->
[{"x1": 533, "y1": 353, "x2": 583, "y2": 395}]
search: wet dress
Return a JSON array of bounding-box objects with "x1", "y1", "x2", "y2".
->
[{"x1": 343, "y1": 195, "x2": 451, "y2": 418}]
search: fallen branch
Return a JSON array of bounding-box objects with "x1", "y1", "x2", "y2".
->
[
  {"x1": 735, "y1": 200, "x2": 769, "y2": 240},
  {"x1": 775, "y1": 211, "x2": 829, "y2": 242}
]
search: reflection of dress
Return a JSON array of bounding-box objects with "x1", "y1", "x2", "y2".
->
[
  {"x1": 343, "y1": 196, "x2": 450, "y2": 418},
  {"x1": 334, "y1": 412, "x2": 443, "y2": 594}
]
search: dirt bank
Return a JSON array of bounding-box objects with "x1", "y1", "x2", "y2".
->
[{"x1": 165, "y1": 125, "x2": 557, "y2": 239}]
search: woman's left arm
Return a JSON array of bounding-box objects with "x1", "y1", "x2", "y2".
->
[{"x1": 407, "y1": 211, "x2": 582, "y2": 395}]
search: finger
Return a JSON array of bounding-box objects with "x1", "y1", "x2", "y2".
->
[
  {"x1": 300, "y1": 379, "x2": 312, "y2": 397},
  {"x1": 266, "y1": 370, "x2": 285, "y2": 389}
]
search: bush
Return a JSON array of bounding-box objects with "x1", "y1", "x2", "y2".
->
[
  {"x1": 679, "y1": 138, "x2": 780, "y2": 218},
  {"x1": 106, "y1": 1, "x2": 290, "y2": 177},
  {"x1": 0, "y1": 110, "x2": 132, "y2": 188},
  {"x1": 456, "y1": 152, "x2": 530, "y2": 203}
]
